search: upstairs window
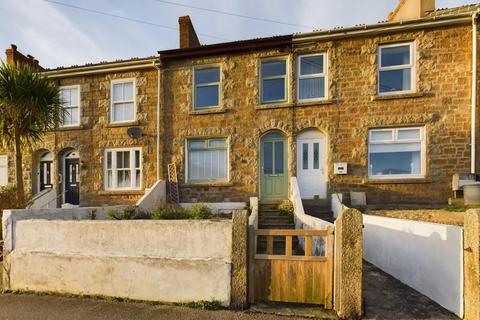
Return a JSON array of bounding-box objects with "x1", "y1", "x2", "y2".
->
[
  {"x1": 194, "y1": 66, "x2": 221, "y2": 110},
  {"x1": 0, "y1": 155, "x2": 7, "y2": 186},
  {"x1": 378, "y1": 43, "x2": 414, "y2": 94},
  {"x1": 297, "y1": 53, "x2": 327, "y2": 101},
  {"x1": 187, "y1": 138, "x2": 228, "y2": 183},
  {"x1": 368, "y1": 127, "x2": 424, "y2": 179},
  {"x1": 261, "y1": 59, "x2": 287, "y2": 104},
  {"x1": 111, "y1": 79, "x2": 135, "y2": 123},
  {"x1": 105, "y1": 148, "x2": 141, "y2": 190},
  {"x1": 60, "y1": 86, "x2": 80, "y2": 127}
]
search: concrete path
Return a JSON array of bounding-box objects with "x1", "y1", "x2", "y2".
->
[
  {"x1": 0, "y1": 293, "x2": 306, "y2": 320},
  {"x1": 363, "y1": 261, "x2": 459, "y2": 319}
]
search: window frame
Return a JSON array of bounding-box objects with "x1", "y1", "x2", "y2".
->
[
  {"x1": 59, "y1": 85, "x2": 81, "y2": 128},
  {"x1": 110, "y1": 78, "x2": 136, "y2": 124},
  {"x1": 0, "y1": 155, "x2": 8, "y2": 186},
  {"x1": 193, "y1": 65, "x2": 222, "y2": 110},
  {"x1": 103, "y1": 147, "x2": 142, "y2": 191},
  {"x1": 185, "y1": 137, "x2": 230, "y2": 184},
  {"x1": 377, "y1": 42, "x2": 415, "y2": 96},
  {"x1": 368, "y1": 126, "x2": 425, "y2": 180},
  {"x1": 260, "y1": 57, "x2": 289, "y2": 104},
  {"x1": 297, "y1": 53, "x2": 328, "y2": 102}
]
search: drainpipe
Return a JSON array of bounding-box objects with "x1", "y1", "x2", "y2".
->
[
  {"x1": 155, "y1": 63, "x2": 161, "y2": 181},
  {"x1": 472, "y1": 11, "x2": 479, "y2": 174}
]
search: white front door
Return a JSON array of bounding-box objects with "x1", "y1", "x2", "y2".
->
[{"x1": 296, "y1": 130, "x2": 327, "y2": 199}]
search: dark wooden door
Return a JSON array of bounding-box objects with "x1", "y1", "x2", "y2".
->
[
  {"x1": 65, "y1": 158, "x2": 79, "y2": 205},
  {"x1": 40, "y1": 161, "x2": 53, "y2": 191}
]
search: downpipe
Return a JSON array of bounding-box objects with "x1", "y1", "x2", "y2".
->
[{"x1": 472, "y1": 11, "x2": 479, "y2": 174}]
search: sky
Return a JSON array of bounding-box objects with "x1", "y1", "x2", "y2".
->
[{"x1": 0, "y1": 0, "x2": 478, "y2": 69}]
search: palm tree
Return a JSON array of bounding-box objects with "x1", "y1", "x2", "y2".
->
[{"x1": 0, "y1": 62, "x2": 63, "y2": 203}]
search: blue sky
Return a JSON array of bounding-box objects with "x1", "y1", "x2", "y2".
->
[{"x1": 0, "y1": 0, "x2": 478, "y2": 68}]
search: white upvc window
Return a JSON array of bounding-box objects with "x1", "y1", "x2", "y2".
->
[
  {"x1": 186, "y1": 138, "x2": 228, "y2": 183},
  {"x1": 297, "y1": 53, "x2": 327, "y2": 101},
  {"x1": 0, "y1": 155, "x2": 8, "y2": 186},
  {"x1": 260, "y1": 58, "x2": 288, "y2": 104},
  {"x1": 60, "y1": 85, "x2": 80, "y2": 127},
  {"x1": 104, "y1": 148, "x2": 142, "y2": 190},
  {"x1": 368, "y1": 127, "x2": 425, "y2": 179},
  {"x1": 378, "y1": 42, "x2": 415, "y2": 95},
  {"x1": 111, "y1": 79, "x2": 136, "y2": 123},
  {"x1": 194, "y1": 66, "x2": 221, "y2": 110}
]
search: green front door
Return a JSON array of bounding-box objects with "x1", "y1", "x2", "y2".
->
[{"x1": 260, "y1": 132, "x2": 288, "y2": 200}]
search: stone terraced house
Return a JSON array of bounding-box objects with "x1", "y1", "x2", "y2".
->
[{"x1": 1, "y1": 0, "x2": 480, "y2": 208}]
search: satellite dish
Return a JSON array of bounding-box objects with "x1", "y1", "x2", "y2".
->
[{"x1": 127, "y1": 127, "x2": 143, "y2": 139}]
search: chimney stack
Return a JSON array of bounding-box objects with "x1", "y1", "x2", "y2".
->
[
  {"x1": 388, "y1": 0, "x2": 436, "y2": 21},
  {"x1": 178, "y1": 15, "x2": 200, "y2": 49},
  {"x1": 5, "y1": 44, "x2": 44, "y2": 71}
]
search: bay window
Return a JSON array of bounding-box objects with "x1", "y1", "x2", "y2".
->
[
  {"x1": 368, "y1": 127, "x2": 424, "y2": 179},
  {"x1": 187, "y1": 138, "x2": 228, "y2": 183}
]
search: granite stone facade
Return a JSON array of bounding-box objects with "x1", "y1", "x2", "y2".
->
[{"x1": 160, "y1": 23, "x2": 477, "y2": 205}]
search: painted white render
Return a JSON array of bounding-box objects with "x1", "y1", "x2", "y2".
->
[
  {"x1": 2, "y1": 210, "x2": 234, "y2": 306},
  {"x1": 363, "y1": 214, "x2": 464, "y2": 317}
]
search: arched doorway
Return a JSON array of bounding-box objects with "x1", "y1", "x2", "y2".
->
[
  {"x1": 296, "y1": 129, "x2": 327, "y2": 199},
  {"x1": 62, "y1": 150, "x2": 80, "y2": 206},
  {"x1": 260, "y1": 131, "x2": 288, "y2": 200}
]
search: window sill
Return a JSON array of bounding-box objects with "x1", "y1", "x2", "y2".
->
[
  {"x1": 55, "y1": 125, "x2": 84, "y2": 131},
  {"x1": 255, "y1": 103, "x2": 293, "y2": 110},
  {"x1": 372, "y1": 92, "x2": 425, "y2": 101},
  {"x1": 363, "y1": 178, "x2": 432, "y2": 185},
  {"x1": 189, "y1": 108, "x2": 226, "y2": 115},
  {"x1": 183, "y1": 182, "x2": 234, "y2": 187},
  {"x1": 106, "y1": 120, "x2": 139, "y2": 128},
  {"x1": 98, "y1": 190, "x2": 144, "y2": 195},
  {"x1": 295, "y1": 99, "x2": 335, "y2": 107}
]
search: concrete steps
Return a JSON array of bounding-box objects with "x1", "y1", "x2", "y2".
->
[{"x1": 302, "y1": 199, "x2": 335, "y2": 223}]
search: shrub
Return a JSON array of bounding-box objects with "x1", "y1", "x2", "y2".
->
[
  {"x1": 151, "y1": 207, "x2": 190, "y2": 220},
  {"x1": 183, "y1": 300, "x2": 222, "y2": 310},
  {"x1": 278, "y1": 201, "x2": 294, "y2": 216},
  {"x1": 189, "y1": 204, "x2": 212, "y2": 219},
  {"x1": 107, "y1": 206, "x2": 137, "y2": 220},
  {"x1": 0, "y1": 185, "x2": 26, "y2": 211}
]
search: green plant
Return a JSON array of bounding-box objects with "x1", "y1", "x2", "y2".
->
[
  {"x1": 278, "y1": 201, "x2": 294, "y2": 216},
  {"x1": 0, "y1": 62, "x2": 63, "y2": 202},
  {"x1": 151, "y1": 207, "x2": 190, "y2": 220},
  {"x1": 88, "y1": 209, "x2": 97, "y2": 220},
  {"x1": 0, "y1": 185, "x2": 26, "y2": 211},
  {"x1": 107, "y1": 206, "x2": 137, "y2": 220},
  {"x1": 189, "y1": 204, "x2": 212, "y2": 219},
  {"x1": 183, "y1": 300, "x2": 222, "y2": 310}
]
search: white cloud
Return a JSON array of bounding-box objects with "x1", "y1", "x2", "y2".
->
[{"x1": 0, "y1": 0, "x2": 106, "y2": 68}]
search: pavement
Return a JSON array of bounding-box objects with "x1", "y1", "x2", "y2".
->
[
  {"x1": 0, "y1": 293, "x2": 308, "y2": 320},
  {"x1": 363, "y1": 261, "x2": 459, "y2": 320}
]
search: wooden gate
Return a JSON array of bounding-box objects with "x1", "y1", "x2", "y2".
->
[{"x1": 252, "y1": 227, "x2": 334, "y2": 308}]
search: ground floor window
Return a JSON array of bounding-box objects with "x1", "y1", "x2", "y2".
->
[
  {"x1": 104, "y1": 148, "x2": 141, "y2": 190},
  {"x1": 368, "y1": 127, "x2": 424, "y2": 179},
  {"x1": 187, "y1": 138, "x2": 228, "y2": 183},
  {"x1": 0, "y1": 155, "x2": 7, "y2": 186}
]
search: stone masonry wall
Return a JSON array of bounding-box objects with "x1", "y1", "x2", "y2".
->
[
  {"x1": 161, "y1": 24, "x2": 474, "y2": 204},
  {"x1": 1, "y1": 68, "x2": 159, "y2": 206}
]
